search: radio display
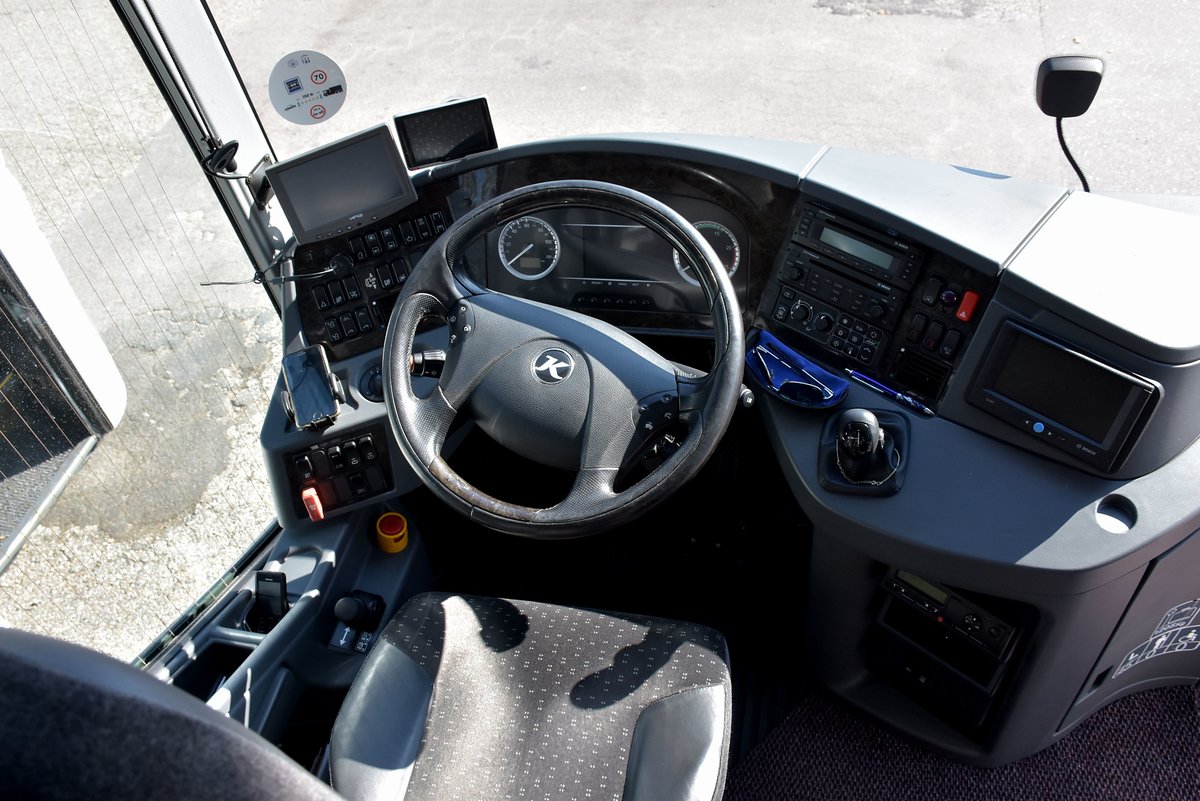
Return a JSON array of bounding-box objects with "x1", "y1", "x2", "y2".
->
[{"x1": 819, "y1": 226, "x2": 894, "y2": 271}]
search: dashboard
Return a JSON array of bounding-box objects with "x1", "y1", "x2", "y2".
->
[{"x1": 261, "y1": 130, "x2": 1200, "y2": 769}]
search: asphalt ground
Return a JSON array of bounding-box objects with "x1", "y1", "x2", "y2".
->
[{"x1": 0, "y1": 0, "x2": 1197, "y2": 660}]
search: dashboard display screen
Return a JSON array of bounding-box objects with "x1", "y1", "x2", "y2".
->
[
  {"x1": 969, "y1": 322, "x2": 1158, "y2": 473},
  {"x1": 395, "y1": 97, "x2": 498, "y2": 168},
  {"x1": 267, "y1": 125, "x2": 417, "y2": 244},
  {"x1": 990, "y1": 331, "x2": 1132, "y2": 444},
  {"x1": 819, "y1": 226, "x2": 894, "y2": 271}
]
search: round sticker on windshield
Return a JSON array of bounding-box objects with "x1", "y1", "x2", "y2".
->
[{"x1": 268, "y1": 51, "x2": 346, "y2": 125}]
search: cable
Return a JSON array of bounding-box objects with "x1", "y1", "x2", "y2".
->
[
  {"x1": 201, "y1": 238, "x2": 295, "y2": 286},
  {"x1": 1056, "y1": 117, "x2": 1090, "y2": 193},
  {"x1": 199, "y1": 240, "x2": 345, "y2": 287}
]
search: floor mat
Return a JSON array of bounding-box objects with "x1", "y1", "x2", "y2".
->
[{"x1": 723, "y1": 686, "x2": 1200, "y2": 801}]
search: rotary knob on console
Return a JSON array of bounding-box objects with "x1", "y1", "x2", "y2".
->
[
  {"x1": 791, "y1": 300, "x2": 813, "y2": 324},
  {"x1": 813, "y1": 313, "x2": 834, "y2": 332},
  {"x1": 866, "y1": 302, "x2": 886, "y2": 320}
]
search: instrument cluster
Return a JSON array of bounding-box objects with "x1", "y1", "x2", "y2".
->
[{"x1": 470, "y1": 195, "x2": 748, "y2": 317}]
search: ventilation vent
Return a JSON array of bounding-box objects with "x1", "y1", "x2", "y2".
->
[{"x1": 893, "y1": 348, "x2": 950, "y2": 401}]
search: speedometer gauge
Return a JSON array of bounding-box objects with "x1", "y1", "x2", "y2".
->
[
  {"x1": 673, "y1": 221, "x2": 740, "y2": 287},
  {"x1": 498, "y1": 216, "x2": 561, "y2": 280}
]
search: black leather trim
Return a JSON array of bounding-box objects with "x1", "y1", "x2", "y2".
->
[
  {"x1": 331, "y1": 644, "x2": 434, "y2": 801},
  {"x1": 623, "y1": 684, "x2": 732, "y2": 801},
  {"x1": 0, "y1": 627, "x2": 340, "y2": 801}
]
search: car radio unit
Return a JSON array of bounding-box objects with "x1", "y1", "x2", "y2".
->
[
  {"x1": 796, "y1": 204, "x2": 923, "y2": 290},
  {"x1": 762, "y1": 200, "x2": 994, "y2": 407}
]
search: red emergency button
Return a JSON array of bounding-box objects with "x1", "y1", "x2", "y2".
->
[
  {"x1": 956, "y1": 290, "x2": 981, "y2": 323},
  {"x1": 376, "y1": 512, "x2": 409, "y2": 553},
  {"x1": 301, "y1": 486, "x2": 325, "y2": 522}
]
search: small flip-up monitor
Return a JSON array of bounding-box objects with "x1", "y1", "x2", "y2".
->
[
  {"x1": 265, "y1": 124, "x2": 417, "y2": 244},
  {"x1": 968, "y1": 322, "x2": 1157, "y2": 473},
  {"x1": 394, "y1": 97, "x2": 497, "y2": 168}
]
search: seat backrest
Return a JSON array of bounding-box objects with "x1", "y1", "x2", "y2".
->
[{"x1": 0, "y1": 627, "x2": 340, "y2": 801}]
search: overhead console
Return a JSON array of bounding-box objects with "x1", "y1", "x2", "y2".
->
[{"x1": 760, "y1": 200, "x2": 996, "y2": 410}]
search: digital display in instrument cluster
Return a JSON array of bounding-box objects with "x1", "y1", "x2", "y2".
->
[{"x1": 483, "y1": 200, "x2": 746, "y2": 317}]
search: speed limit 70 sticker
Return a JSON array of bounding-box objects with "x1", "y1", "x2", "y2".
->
[{"x1": 268, "y1": 51, "x2": 346, "y2": 125}]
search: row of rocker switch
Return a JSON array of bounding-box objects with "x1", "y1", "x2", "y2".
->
[
  {"x1": 313, "y1": 275, "x2": 362, "y2": 312},
  {"x1": 293, "y1": 435, "x2": 379, "y2": 481},
  {"x1": 323, "y1": 306, "x2": 373, "y2": 344},
  {"x1": 348, "y1": 212, "x2": 446, "y2": 261},
  {"x1": 294, "y1": 434, "x2": 389, "y2": 521},
  {"x1": 906, "y1": 314, "x2": 962, "y2": 360},
  {"x1": 314, "y1": 262, "x2": 407, "y2": 313}
]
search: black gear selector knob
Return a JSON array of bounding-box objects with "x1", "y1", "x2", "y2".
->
[
  {"x1": 334, "y1": 591, "x2": 386, "y2": 632},
  {"x1": 837, "y1": 408, "x2": 884, "y2": 458}
]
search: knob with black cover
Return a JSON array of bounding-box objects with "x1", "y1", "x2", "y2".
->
[{"x1": 334, "y1": 591, "x2": 386, "y2": 632}]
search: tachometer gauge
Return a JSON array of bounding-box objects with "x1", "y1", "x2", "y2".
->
[
  {"x1": 498, "y1": 216, "x2": 561, "y2": 280},
  {"x1": 673, "y1": 221, "x2": 740, "y2": 287}
]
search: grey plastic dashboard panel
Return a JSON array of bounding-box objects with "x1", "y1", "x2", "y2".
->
[
  {"x1": 938, "y1": 287, "x2": 1200, "y2": 480},
  {"x1": 801, "y1": 147, "x2": 1067, "y2": 272},
  {"x1": 1003, "y1": 191, "x2": 1200, "y2": 364},
  {"x1": 760, "y1": 388, "x2": 1200, "y2": 597}
]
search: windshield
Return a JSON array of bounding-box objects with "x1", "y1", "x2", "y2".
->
[{"x1": 209, "y1": 0, "x2": 1199, "y2": 195}]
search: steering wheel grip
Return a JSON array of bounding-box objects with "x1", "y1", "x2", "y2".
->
[{"x1": 382, "y1": 180, "x2": 744, "y2": 538}]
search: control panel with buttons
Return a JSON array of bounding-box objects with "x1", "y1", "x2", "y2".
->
[
  {"x1": 293, "y1": 202, "x2": 452, "y2": 361},
  {"x1": 881, "y1": 570, "x2": 1017, "y2": 660},
  {"x1": 761, "y1": 199, "x2": 996, "y2": 410},
  {"x1": 287, "y1": 425, "x2": 393, "y2": 521}
]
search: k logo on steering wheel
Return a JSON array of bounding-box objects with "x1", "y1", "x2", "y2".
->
[{"x1": 532, "y1": 349, "x2": 574, "y2": 384}]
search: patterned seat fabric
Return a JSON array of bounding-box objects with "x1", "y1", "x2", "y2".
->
[{"x1": 332, "y1": 592, "x2": 732, "y2": 801}]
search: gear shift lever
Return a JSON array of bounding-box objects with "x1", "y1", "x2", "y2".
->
[
  {"x1": 835, "y1": 408, "x2": 900, "y2": 486},
  {"x1": 820, "y1": 408, "x2": 907, "y2": 495},
  {"x1": 837, "y1": 408, "x2": 884, "y2": 459}
]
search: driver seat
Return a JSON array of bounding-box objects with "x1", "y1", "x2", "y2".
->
[{"x1": 330, "y1": 592, "x2": 733, "y2": 801}]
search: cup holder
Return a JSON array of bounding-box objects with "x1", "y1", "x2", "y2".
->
[{"x1": 1095, "y1": 494, "x2": 1137, "y2": 534}]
